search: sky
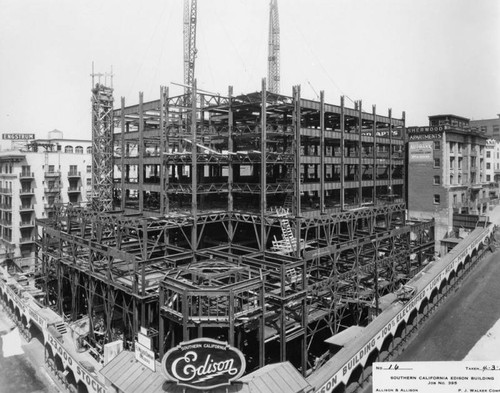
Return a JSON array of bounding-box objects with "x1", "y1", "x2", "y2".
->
[{"x1": 0, "y1": 0, "x2": 499, "y2": 143}]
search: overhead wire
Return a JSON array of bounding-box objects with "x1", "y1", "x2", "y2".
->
[
  {"x1": 307, "y1": 81, "x2": 320, "y2": 100},
  {"x1": 212, "y1": 0, "x2": 260, "y2": 92},
  {"x1": 148, "y1": 1, "x2": 172, "y2": 95},
  {"x1": 197, "y1": 2, "x2": 217, "y2": 91},
  {"x1": 287, "y1": 5, "x2": 356, "y2": 105},
  {"x1": 126, "y1": 0, "x2": 172, "y2": 98}
]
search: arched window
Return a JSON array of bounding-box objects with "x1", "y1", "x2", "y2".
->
[
  {"x1": 86, "y1": 146, "x2": 92, "y2": 154},
  {"x1": 65, "y1": 145, "x2": 73, "y2": 153},
  {"x1": 75, "y1": 146, "x2": 84, "y2": 154}
]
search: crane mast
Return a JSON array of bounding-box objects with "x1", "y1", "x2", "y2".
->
[
  {"x1": 184, "y1": 0, "x2": 197, "y2": 95},
  {"x1": 268, "y1": 0, "x2": 280, "y2": 94}
]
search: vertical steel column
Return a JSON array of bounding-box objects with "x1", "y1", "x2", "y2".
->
[
  {"x1": 373, "y1": 239, "x2": 380, "y2": 317},
  {"x1": 182, "y1": 290, "x2": 189, "y2": 340},
  {"x1": 372, "y1": 105, "x2": 377, "y2": 202},
  {"x1": 260, "y1": 79, "x2": 267, "y2": 252},
  {"x1": 141, "y1": 221, "x2": 147, "y2": 301},
  {"x1": 388, "y1": 108, "x2": 393, "y2": 194},
  {"x1": 56, "y1": 261, "x2": 63, "y2": 315},
  {"x1": 138, "y1": 92, "x2": 144, "y2": 212},
  {"x1": 160, "y1": 86, "x2": 169, "y2": 214},
  {"x1": 295, "y1": 216, "x2": 302, "y2": 259},
  {"x1": 228, "y1": 86, "x2": 234, "y2": 243},
  {"x1": 358, "y1": 101, "x2": 363, "y2": 205},
  {"x1": 301, "y1": 261, "x2": 307, "y2": 376},
  {"x1": 320, "y1": 91, "x2": 325, "y2": 214},
  {"x1": 293, "y1": 86, "x2": 302, "y2": 256},
  {"x1": 70, "y1": 269, "x2": 80, "y2": 321},
  {"x1": 259, "y1": 274, "x2": 265, "y2": 367},
  {"x1": 159, "y1": 286, "x2": 165, "y2": 358},
  {"x1": 132, "y1": 297, "x2": 139, "y2": 346},
  {"x1": 293, "y1": 86, "x2": 301, "y2": 216},
  {"x1": 105, "y1": 284, "x2": 116, "y2": 343},
  {"x1": 279, "y1": 266, "x2": 286, "y2": 362},
  {"x1": 402, "y1": 111, "x2": 407, "y2": 208},
  {"x1": 41, "y1": 232, "x2": 50, "y2": 306},
  {"x1": 120, "y1": 97, "x2": 126, "y2": 211},
  {"x1": 191, "y1": 80, "x2": 198, "y2": 252},
  {"x1": 86, "y1": 278, "x2": 96, "y2": 343},
  {"x1": 198, "y1": 93, "x2": 205, "y2": 219},
  {"x1": 340, "y1": 96, "x2": 345, "y2": 209},
  {"x1": 122, "y1": 296, "x2": 132, "y2": 347},
  {"x1": 229, "y1": 292, "x2": 235, "y2": 346}
]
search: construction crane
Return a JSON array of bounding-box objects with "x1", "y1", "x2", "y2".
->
[
  {"x1": 268, "y1": 0, "x2": 280, "y2": 94},
  {"x1": 183, "y1": 0, "x2": 197, "y2": 97}
]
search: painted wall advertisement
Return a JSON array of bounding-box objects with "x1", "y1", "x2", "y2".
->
[
  {"x1": 2, "y1": 133, "x2": 35, "y2": 140},
  {"x1": 406, "y1": 125, "x2": 447, "y2": 141},
  {"x1": 409, "y1": 141, "x2": 433, "y2": 162}
]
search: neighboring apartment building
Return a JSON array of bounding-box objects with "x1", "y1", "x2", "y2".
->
[
  {"x1": 485, "y1": 138, "x2": 500, "y2": 187},
  {"x1": 470, "y1": 114, "x2": 500, "y2": 141},
  {"x1": 0, "y1": 130, "x2": 92, "y2": 271},
  {"x1": 407, "y1": 114, "x2": 495, "y2": 255}
]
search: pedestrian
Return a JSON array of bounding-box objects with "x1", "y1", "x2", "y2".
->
[
  {"x1": 0, "y1": 325, "x2": 23, "y2": 358},
  {"x1": 0, "y1": 325, "x2": 15, "y2": 358}
]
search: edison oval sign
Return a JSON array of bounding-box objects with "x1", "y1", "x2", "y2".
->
[{"x1": 162, "y1": 338, "x2": 246, "y2": 390}]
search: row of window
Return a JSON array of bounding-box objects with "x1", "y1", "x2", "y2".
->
[
  {"x1": 0, "y1": 181, "x2": 12, "y2": 190},
  {"x1": 41, "y1": 179, "x2": 91, "y2": 187},
  {"x1": 478, "y1": 125, "x2": 500, "y2": 134},
  {"x1": 1, "y1": 163, "x2": 92, "y2": 175},
  {"x1": 485, "y1": 150, "x2": 500, "y2": 162},
  {"x1": 41, "y1": 165, "x2": 92, "y2": 173},
  {"x1": 0, "y1": 165, "x2": 13, "y2": 174},
  {"x1": 433, "y1": 193, "x2": 487, "y2": 205},
  {"x1": 448, "y1": 141, "x2": 485, "y2": 156},
  {"x1": 64, "y1": 146, "x2": 92, "y2": 154},
  {"x1": 433, "y1": 169, "x2": 494, "y2": 185}
]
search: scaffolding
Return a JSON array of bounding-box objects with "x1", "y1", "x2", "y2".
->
[
  {"x1": 91, "y1": 73, "x2": 114, "y2": 212},
  {"x1": 37, "y1": 82, "x2": 435, "y2": 375}
]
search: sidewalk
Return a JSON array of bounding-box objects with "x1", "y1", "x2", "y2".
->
[
  {"x1": 468, "y1": 208, "x2": 500, "y2": 360},
  {"x1": 463, "y1": 318, "x2": 500, "y2": 361},
  {"x1": 487, "y1": 204, "x2": 500, "y2": 225},
  {"x1": 0, "y1": 308, "x2": 59, "y2": 393}
]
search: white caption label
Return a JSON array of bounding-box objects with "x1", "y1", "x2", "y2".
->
[{"x1": 373, "y1": 361, "x2": 500, "y2": 393}]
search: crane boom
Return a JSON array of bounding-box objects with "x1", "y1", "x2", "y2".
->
[
  {"x1": 183, "y1": 0, "x2": 197, "y2": 94},
  {"x1": 268, "y1": 0, "x2": 280, "y2": 94}
]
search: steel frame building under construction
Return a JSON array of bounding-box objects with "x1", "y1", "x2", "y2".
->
[{"x1": 36, "y1": 81, "x2": 434, "y2": 376}]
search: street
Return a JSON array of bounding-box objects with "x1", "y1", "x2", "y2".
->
[
  {"x1": 0, "y1": 309, "x2": 53, "y2": 393},
  {"x1": 397, "y1": 243, "x2": 500, "y2": 361}
]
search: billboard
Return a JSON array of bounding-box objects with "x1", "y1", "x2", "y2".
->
[{"x1": 162, "y1": 338, "x2": 246, "y2": 390}]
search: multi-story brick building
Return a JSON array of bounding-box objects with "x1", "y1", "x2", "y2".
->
[
  {"x1": 0, "y1": 130, "x2": 92, "y2": 271},
  {"x1": 407, "y1": 114, "x2": 495, "y2": 254},
  {"x1": 471, "y1": 114, "x2": 500, "y2": 141}
]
